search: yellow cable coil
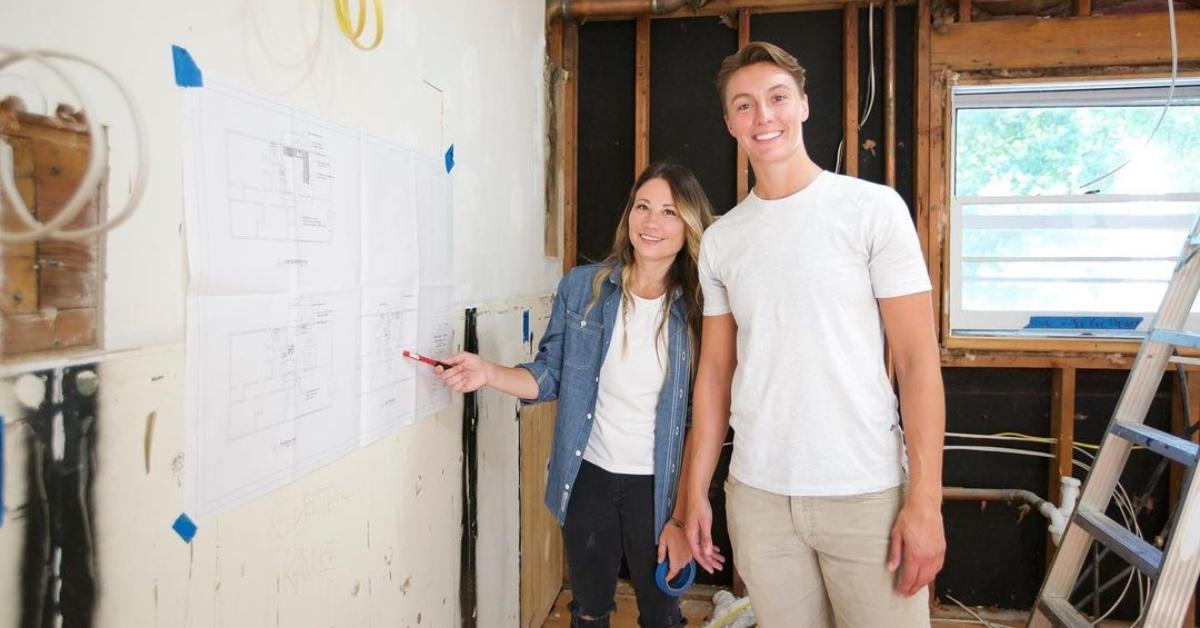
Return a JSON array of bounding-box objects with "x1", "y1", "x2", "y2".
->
[{"x1": 334, "y1": 0, "x2": 383, "y2": 51}]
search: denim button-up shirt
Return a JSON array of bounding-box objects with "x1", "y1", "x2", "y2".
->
[{"x1": 518, "y1": 263, "x2": 691, "y2": 538}]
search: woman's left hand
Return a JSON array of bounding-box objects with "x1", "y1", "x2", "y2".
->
[{"x1": 657, "y1": 520, "x2": 700, "y2": 581}]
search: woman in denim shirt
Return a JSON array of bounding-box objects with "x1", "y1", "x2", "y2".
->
[{"x1": 437, "y1": 162, "x2": 718, "y2": 627}]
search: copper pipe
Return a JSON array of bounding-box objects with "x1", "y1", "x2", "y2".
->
[
  {"x1": 943, "y1": 487, "x2": 1049, "y2": 509},
  {"x1": 548, "y1": 0, "x2": 710, "y2": 23}
]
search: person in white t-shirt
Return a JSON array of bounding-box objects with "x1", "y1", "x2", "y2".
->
[
  {"x1": 436, "y1": 162, "x2": 719, "y2": 628},
  {"x1": 683, "y1": 42, "x2": 946, "y2": 627}
]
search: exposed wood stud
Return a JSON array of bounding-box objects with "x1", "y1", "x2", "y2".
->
[
  {"x1": 563, "y1": 21, "x2": 579, "y2": 272},
  {"x1": 929, "y1": 70, "x2": 949, "y2": 343},
  {"x1": 915, "y1": 0, "x2": 933, "y2": 329},
  {"x1": 930, "y1": 12, "x2": 1200, "y2": 71},
  {"x1": 1048, "y1": 367, "x2": 1077, "y2": 566},
  {"x1": 884, "y1": 0, "x2": 897, "y2": 188},
  {"x1": 957, "y1": 0, "x2": 972, "y2": 22},
  {"x1": 736, "y1": 7, "x2": 751, "y2": 202},
  {"x1": 635, "y1": 16, "x2": 651, "y2": 178},
  {"x1": 1074, "y1": 0, "x2": 1091, "y2": 17},
  {"x1": 843, "y1": 4, "x2": 859, "y2": 177},
  {"x1": 545, "y1": 19, "x2": 564, "y2": 259}
]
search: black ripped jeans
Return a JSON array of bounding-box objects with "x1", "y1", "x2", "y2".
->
[{"x1": 562, "y1": 461, "x2": 686, "y2": 628}]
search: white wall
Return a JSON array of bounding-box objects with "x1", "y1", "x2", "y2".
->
[{"x1": 0, "y1": 1, "x2": 556, "y2": 626}]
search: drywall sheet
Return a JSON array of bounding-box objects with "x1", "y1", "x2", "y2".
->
[{"x1": 183, "y1": 80, "x2": 452, "y2": 517}]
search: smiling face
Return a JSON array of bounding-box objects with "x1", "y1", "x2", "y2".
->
[
  {"x1": 626, "y1": 177, "x2": 686, "y2": 267},
  {"x1": 723, "y1": 61, "x2": 810, "y2": 169}
]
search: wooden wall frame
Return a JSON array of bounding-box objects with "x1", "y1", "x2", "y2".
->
[
  {"x1": 922, "y1": 10, "x2": 1200, "y2": 366},
  {"x1": 0, "y1": 107, "x2": 103, "y2": 359}
]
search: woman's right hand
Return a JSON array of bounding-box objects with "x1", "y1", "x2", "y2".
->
[{"x1": 435, "y1": 352, "x2": 491, "y2": 393}]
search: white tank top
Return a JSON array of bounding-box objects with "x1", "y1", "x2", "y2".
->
[{"x1": 583, "y1": 293, "x2": 668, "y2": 475}]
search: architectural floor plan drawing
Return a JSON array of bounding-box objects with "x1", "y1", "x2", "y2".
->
[
  {"x1": 226, "y1": 130, "x2": 335, "y2": 243},
  {"x1": 227, "y1": 319, "x2": 334, "y2": 440},
  {"x1": 183, "y1": 79, "x2": 453, "y2": 517},
  {"x1": 359, "y1": 290, "x2": 419, "y2": 444}
]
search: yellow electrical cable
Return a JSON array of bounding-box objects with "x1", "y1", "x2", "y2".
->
[{"x1": 334, "y1": 0, "x2": 383, "y2": 51}]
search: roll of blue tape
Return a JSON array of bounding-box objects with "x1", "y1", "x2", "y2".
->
[{"x1": 655, "y1": 559, "x2": 696, "y2": 597}]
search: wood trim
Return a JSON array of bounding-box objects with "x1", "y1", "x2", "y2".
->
[
  {"x1": 565, "y1": 0, "x2": 919, "y2": 21},
  {"x1": 736, "y1": 7, "x2": 750, "y2": 203},
  {"x1": 930, "y1": 11, "x2": 1200, "y2": 71},
  {"x1": 1047, "y1": 367, "x2": 1076, "y2": 566},
  {"x1": 940, "y1": 350, "x2": 1138, "y2": 369},
  {"x1": 563, "y1": 21, "x2": 579, "y2": 273},
  {"x1": 635, "y1": 16, "x2": 651, "y2": 178},
  {"x1": 944, "y1": 335, "x2": 1144, "y2": 355},
  {"x1": 884, "y1": 0, "x2": 896, "y2": 188},
  {"x1": 842, "y1": 5, "x2": 859, "y2": 177},
  {"x1": 915, "y1": 0, "x2": 932, "y2": 325},
  {"x1": 930, "y1": 70, "x2": 949, "y2": 343}
]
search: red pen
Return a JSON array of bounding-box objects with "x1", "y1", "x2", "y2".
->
[{"x1": 403, "y1": 350, "x2": 451, "y2": 369}]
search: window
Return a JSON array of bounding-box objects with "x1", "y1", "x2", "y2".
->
[{"x1": 948, "y1": 79, "x2": 1200, "y2": 338}]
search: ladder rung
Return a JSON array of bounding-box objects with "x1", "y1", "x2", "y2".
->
[
  {"x1": 1038, "y1": 596, "x2": 1093, "y2": 628},
  {"x1": 1112, "y1": 421, "x2": 1199, "y2": 466},
  {"x1": 1148, "y1": 329, "x2": 1200, "y2": 349},
  {"x1": 1168, "y1": 355, "x2": 1200, "y2": 366},
  {"x1": 1074, "y1": 507, "x2": 1162, "y2": 576}
]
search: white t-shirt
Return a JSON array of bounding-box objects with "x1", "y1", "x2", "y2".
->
[
  {"x1": 584, "y1": 293, "x2": 669, "y2": 475},
  {"x1": 698, "y1": 171, "x2": 932, "y2": 496}
]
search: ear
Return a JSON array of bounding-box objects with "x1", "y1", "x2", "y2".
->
[
  {"x1": 724, "y1": 113, "x2": 735, "y2": 137},
  {"x1": 799, "y1": 95, "x2": 811, "y2": 123}
]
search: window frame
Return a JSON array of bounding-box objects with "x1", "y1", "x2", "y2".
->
[{"x1": 943, "y1": 76, "x2": 1200, "y2": 348}]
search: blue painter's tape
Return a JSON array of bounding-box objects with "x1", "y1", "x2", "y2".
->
[
  {"x1": 655, "y1": 560, "x2": 696, "y2": 597},
  {"x1": 523, "y1": 309, "x2": 530, "y2": 343},
  {"x1": 444, "y1": 144, "x2": 455, "y2": 173},
  {"x1": 172, "y1": 45, "x2": 203, "y2": 87},
  {"x1": 172, "y1": 512, "x2": 198, "y2": 543},
  {"x1": 0, "y1": 418, "x2": 5, "y2": 528},
  {"x1": 1025, "y1": 316, "x2": 1142, "y2": 330}
]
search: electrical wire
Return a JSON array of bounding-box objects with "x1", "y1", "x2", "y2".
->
[
  {"x1": 334, "y1": 0, "x2": 384, "y2": 51},
  {"x1": 943, "y1": 593, "x2": 1003, "y2": 628},
  {"x1": 944, "y1": 435, "x2": 1147, "y2": 624},
  {"x1": 0, "y1": 47, "x2": 105, "y2": 242},
  {"x1": 1077, "y1": 0, "x2": 1178, "y2": 190},
  {"x1": 836, "y1": 2, "x2": 878, "y2": 174},
  {"x1": 0, "y1": 47, "x2": 147, "y2": 242}
]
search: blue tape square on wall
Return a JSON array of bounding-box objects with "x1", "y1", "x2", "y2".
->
[
  {"x1": 173, "y1": 512, "x2": 198, "y2": 543},
  {"x1": 171, "y1": 45, "x2": 204, "y2": 87},
  {"x1": 523, "y1": 309, "x2": 530, "y2": 343},
  {"x1": 444, "y1": 144, "x2": 455, "y2": 173}
]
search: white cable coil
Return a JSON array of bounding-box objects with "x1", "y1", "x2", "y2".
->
[{"x1": 0, "y1": 46, "x2": 147, "y2": 241}]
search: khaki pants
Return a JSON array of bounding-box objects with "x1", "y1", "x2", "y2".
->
[{"x1": 725, "y1": 476, "x2": 930, "y2": 628}]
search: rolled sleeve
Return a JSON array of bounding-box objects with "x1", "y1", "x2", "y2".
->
[{"x1": 515, "y1": 275, "x2": 572, "y2": 404}]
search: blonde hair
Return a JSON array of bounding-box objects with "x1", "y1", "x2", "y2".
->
[{"x1": 585, "y1": 162, "x2": 715, "y2": 376}]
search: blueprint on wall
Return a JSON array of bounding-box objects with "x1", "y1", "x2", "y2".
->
[{"x1": 183, "y1": 80, "x2": 453, "y2": 517}]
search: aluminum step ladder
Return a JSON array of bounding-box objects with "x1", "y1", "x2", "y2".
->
[{"x1": 1029, "y1": 220, "x2": 1200, "y2": 628}]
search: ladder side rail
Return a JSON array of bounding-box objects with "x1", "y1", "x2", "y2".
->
[{"x1": 1029, "y1": 225, "x2": 1200, "y2": 627}]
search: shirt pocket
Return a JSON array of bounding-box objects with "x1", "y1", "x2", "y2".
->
[{"x1": 562, "y1": 307, "x2": 601, "y2": 370}]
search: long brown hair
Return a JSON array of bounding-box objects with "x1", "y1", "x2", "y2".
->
[{"x1": 585, "y1": 162, "x2": 715, "y2": 375}]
